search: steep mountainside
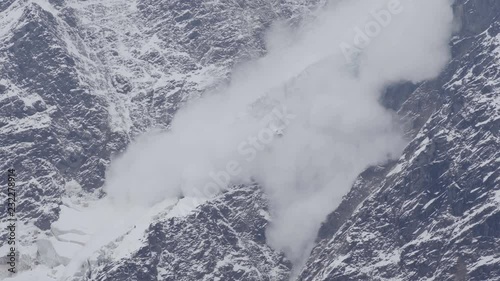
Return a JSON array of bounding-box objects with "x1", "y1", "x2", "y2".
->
[
  {"x1": 0, "y1": 0, "x2": 319, "y2": 279},
  {"x1": 0, "y1": 0, "x2": 498, "y2": 280},
  {"x1": 90, "y1": 185, "x2": 291, "y2": 281},
  {"x1": 0, "y1": 0, "x2": 318, "y2": 242},
  {"x1": 299, "y1": 1, "x2": 500, "y2": 280}
]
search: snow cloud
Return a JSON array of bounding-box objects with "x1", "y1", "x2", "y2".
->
[{"x1": 104, "y1": 0, "x2": 454, "y2": 271}]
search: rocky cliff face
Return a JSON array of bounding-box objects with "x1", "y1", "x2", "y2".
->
[
  {"x1": 0, "y1": 0, "x2": 498, "y2": 280},
  {"x1": 90, "y1": 185, "x2": 291, "y2": 281},
  {"x1": 299, "y1": 1, "x2": 500, "y2": 280},
  {"x1": 0, "y1": 0, "x2": 318, "y2": 279},
  {"x1": 0, "y1": 0, "x2": 318, "y2": 236}
]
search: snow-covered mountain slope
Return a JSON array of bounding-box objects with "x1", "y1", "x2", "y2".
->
[
  {"x1": 0, "y1": 0, "x2": 319, "y2": 229},
  {"x1": 0, "y1": 0, "x2": 319, "y2": 279},
  {"x1": 87, "y1": 185, "x2": 291, "y2": 281},
  {"x1": 298, "y1": 1, "x2": 500, "y2": 280},
  {"x1": 0, "y1": 0, "x2": 498, "y2": 280}
]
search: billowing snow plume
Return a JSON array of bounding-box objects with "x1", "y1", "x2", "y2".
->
[{"x1": 105, "y1": 0, "x2": 454, "y2": 270}]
